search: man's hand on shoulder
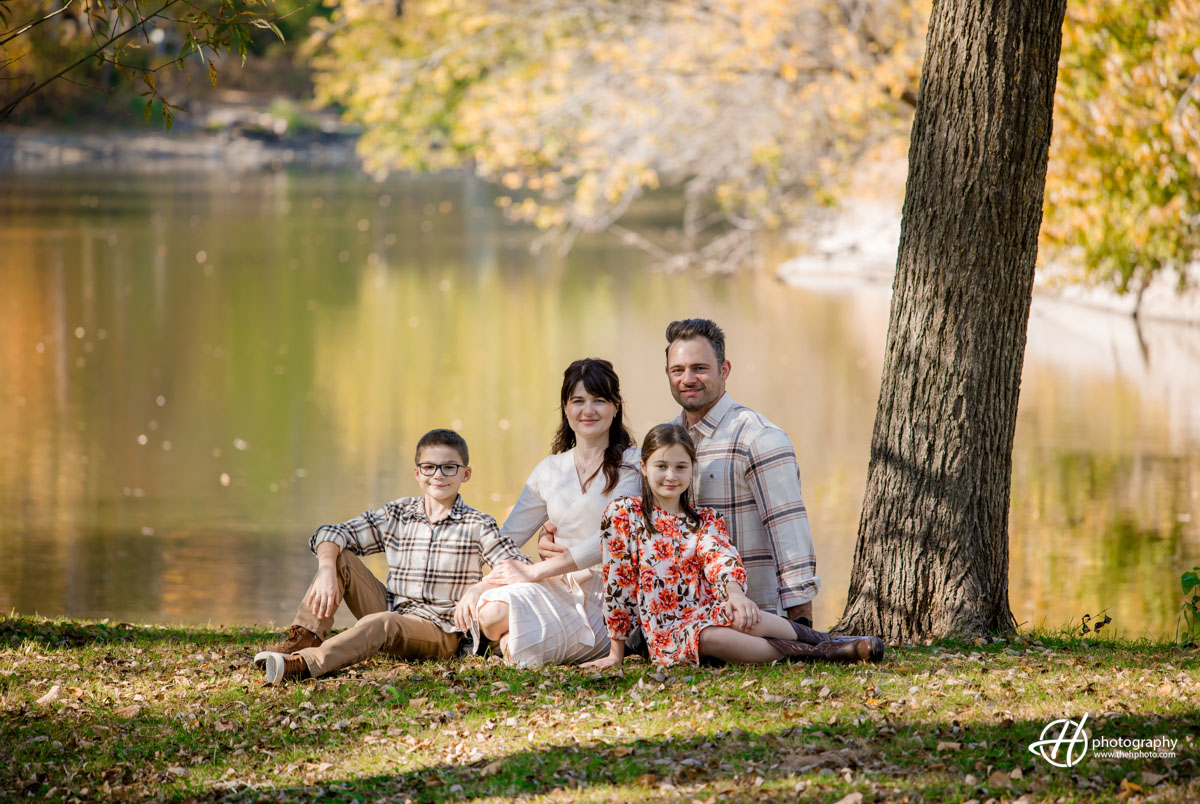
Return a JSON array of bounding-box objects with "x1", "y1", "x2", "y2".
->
[{"x1": 538, "y1": 521, "x2": 567, "y2": 560}]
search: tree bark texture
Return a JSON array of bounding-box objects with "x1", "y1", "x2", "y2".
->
[{"x1": 838, "y1": 1, "x2": 1066, "y2": 641}]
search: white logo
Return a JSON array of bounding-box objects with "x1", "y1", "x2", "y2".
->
[{"x1": 1029, "y1": 713, "x2": 1090, "y2": 767}]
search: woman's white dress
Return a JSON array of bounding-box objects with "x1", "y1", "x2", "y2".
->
[{"x1": 477, "y1": 446, "x2": 641, "y2": 667}]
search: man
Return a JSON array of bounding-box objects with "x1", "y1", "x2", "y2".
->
[{"x1": 664, "y1": 318, "x2": 819, "y2": 627}]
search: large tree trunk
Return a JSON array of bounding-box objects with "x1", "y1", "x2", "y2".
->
[{"x1": 838, "y1": 1, "x2": 1067, "y2": 641}]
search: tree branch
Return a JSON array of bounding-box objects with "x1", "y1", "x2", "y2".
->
[
  {"x1": 0, "y1": 0, "x2": 185, "y2": 122},
  {"x1": 0, "y1": 1, "x2": 76, "y2": 48}
]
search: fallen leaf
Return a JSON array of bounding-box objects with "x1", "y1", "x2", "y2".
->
[
  {"x1": 166, "y1": 766, "x2": 188, "y2": 776},
  {"x1": 35, "y1": 686, "x2": 62, "y2": 705},
  {"x1": 987, "y1": 770, "x2": 1012, "y2": 788},
  {"x1": 611, "y1": 745, "x2": 632, "y2": 757},
  {"x1": 1118, "y1": 779, "x2": 1143, "y2": 798},
  {"x1": 834, "y1": 793, "x2": 863, "y2": 804},
  {"x1": 113, "y1": 704, "x2": 141, "y2": 719},
  {"x1": 1141, "y1": 771, "x2": 1166, "y2": 786},
  {"x1": 936, "y1": 741, "x2": 961, "y2": 752},
  {"x1": 1010, "y1": 767, "x2": 1024, "y2": 780},
  {"x1": 964, "y1": 774, "x2": 979, "y2": 785},
  {"x1": 480, "y1": 760, "x2": 503, "y2": 777},
  {"x1": 633, "y1": 773, "x2": 657, "y2": 786},
  {"x1": 818, "y1": 685, "x2": 832, "y2": 698},
  {"x1": 409, "y1": 697, "x2": 427, "y2": 708}
]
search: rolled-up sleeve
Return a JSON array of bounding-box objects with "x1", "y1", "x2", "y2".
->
[
  {"x1": 309, "y1": 503, "x2": 398, "y2": 557},
  {"x1": 746, "y1": 429, "x2": 820, "y2": 609}
]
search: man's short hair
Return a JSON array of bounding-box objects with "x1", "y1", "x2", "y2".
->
[
  {"x1": 414, "y1": 429, "x2": 469, "y2": 465},
  {"x1": 665, "y1": 318, "x2": 726, "y2": 365}
]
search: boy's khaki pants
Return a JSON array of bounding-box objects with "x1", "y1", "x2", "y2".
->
[{"x1": 290, "y1": 549, "x2": 460, "y2": 678}]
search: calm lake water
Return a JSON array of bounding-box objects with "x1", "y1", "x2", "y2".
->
[{"x1": 1, "y1": 167, "x2": 1197, "y2": 638}]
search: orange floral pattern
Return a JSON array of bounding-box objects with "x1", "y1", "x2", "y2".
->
[{"x1": 600, "y1": 496, "x2": 748, "y2": 667}]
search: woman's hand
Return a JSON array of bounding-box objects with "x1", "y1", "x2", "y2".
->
[
  {"x1": 538, "y1": 521, "x2": 566, "y2": 560},
  {"x1": 725, "y1": 587, "x2": 761, "y2": 632},
  {"x1": 485, "y1": 559, "x2": 536, "y2": 586}
]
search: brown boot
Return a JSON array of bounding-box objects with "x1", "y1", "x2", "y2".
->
[
  {"x1": 256, "y1": 625, "x2": 322, "y2": 666},
  {"x1": 253, "y1": 651, "x2": 311, "y2": 684},
  {"x1": 766, "y1": 636, "x2": 885, "y2": 664},
  {"x1": 788, "y1": 621, "x2": 838, "y2": 645}
]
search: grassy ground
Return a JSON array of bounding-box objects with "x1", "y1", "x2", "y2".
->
[{"x1": 1, "y1": 614, "x2": 1196, "y2": 802}]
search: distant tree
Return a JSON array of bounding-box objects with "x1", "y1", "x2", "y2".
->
[
  {"x1": 0, "y1": 0, "x2": 288, "y2": 126},
  {"x1": 836, "y1": 0, "x2": 1067, "y2": 641},
  {"x1": 308, "y1": 0, "x2": 926, "y2": 270},
  {"x1": 1040, "y1": 0, "x2": 1200, "y2": 313}
]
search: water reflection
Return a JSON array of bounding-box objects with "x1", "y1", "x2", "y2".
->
[{"x1": 0, "y1": 169, "x2": 1196, "y2": 637}]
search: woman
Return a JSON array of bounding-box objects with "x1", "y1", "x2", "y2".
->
[{"x1": 474, "y1": 357, "x2": 641, "y2": 667}]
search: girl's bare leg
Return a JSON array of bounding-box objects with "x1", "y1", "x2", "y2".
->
[
  {"x1": 696, "y1": 611, "x2": 810, "y2": 663},
  {"x1": 697, "y1": 626, "x2": 785, "y2": 663},
  {"x1": 476, "y1": 600, "x2": 510, "y2": 641},
  {"x1": 744, "y1": 611, "x2": 801, "y2": 640}
]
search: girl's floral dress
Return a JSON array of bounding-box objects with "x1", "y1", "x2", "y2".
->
[{"x1": 600, "y1": 495, "x2": 748, "y2": 666}]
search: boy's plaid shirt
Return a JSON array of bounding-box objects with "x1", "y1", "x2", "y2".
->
[
  {"x1": 309, "y1": 495, "x2": 530, "y2": 632},
  {"x1": 673, "y1": 393, "x2": 821, "y2": 612}
]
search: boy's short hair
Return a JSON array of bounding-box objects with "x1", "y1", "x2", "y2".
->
[
  {"x1": 414, "y1": 429, "x2": 469, "y2": 465},
  {"x1": 665, "y1": 318, "x2": 726, "y2": 364}
]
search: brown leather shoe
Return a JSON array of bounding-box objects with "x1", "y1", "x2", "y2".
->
[
  {"x1": 254, "y1": 651, "x2": 311, "y2": 684},
  {"x1": 766, "y1": 636, "x2": 885, "y2": 664},
  {"x1": 256, "y1": 625, "x2": 322, "y2": 666}
]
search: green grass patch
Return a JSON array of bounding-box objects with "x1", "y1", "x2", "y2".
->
[{"x1": 1, "y1": 613, "x2": 1196, "y2": 801}]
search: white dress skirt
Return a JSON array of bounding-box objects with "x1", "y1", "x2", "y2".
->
[
  {"x1": 475, "y1": 447, "x2": 641, "y2": 668},
  {"x1": 478, "y1": 568, "x2": 608, "y2": 667}
]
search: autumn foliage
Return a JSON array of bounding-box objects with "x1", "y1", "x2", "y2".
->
[
  {"x1": 1041, "y1": 0, "x2": 1200, "y2": 300},
  {"x1": 307, "y1": 0, "x2": 927, "y2": 270}
]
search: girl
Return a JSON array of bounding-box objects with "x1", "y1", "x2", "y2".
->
[{"x1": 583, "y1": 423, "x2": 883, "y2": 668}]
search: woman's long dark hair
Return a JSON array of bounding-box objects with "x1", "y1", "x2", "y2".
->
[
  {"x1": 550, "y1": 358, "x2": 635, "y2": 494},
  {"x1": 639, "y1": 423, "x2": 701, "y2": 535}
]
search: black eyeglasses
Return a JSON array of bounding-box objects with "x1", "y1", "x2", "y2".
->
[{"x1": 417, "y1": 463, "x2": 464, "y2": 477}]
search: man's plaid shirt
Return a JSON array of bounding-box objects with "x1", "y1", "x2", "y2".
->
[
  {"x1": 674, "y1": 393, "x2": 821, "y2": 612},
  {"x1": 309, "y1": 495, "x2": 530, "y2": 633}
]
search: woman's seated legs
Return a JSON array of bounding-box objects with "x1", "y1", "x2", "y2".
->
[{"x1": 476, "y1": 599, "x2": 510, "y2": 641}]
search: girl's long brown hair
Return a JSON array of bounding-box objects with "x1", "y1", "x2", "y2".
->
[
  {"x1": 639, "y1": 423, "x2": 701, "y2": 535},
  {"x1": 550, "y1": 358, "x2": 635, "y2": 494}
]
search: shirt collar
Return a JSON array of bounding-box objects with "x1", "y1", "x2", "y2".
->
[
  {"x1": 681, "y1": 392, "x2": 735, "y2": 439},
  {"x1": 407, "y1": 494, "x2": 467, "y2": 523}
]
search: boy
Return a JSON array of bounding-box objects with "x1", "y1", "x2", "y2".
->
[{"x1": 254, "y1": 429, "x2": 530, "y2": 683}]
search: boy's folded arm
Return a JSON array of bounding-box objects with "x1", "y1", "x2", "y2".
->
[{"x1": 308, "y1": 503, "x2": 399, "y2": 556}]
